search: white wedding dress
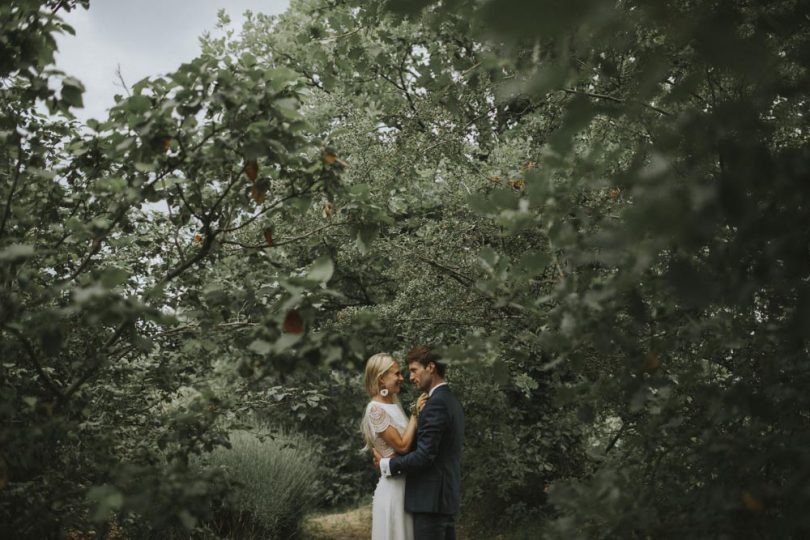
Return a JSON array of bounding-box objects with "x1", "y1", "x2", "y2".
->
[{"x1": 366, "y1": 401, "x2": 414, "y2": 540}]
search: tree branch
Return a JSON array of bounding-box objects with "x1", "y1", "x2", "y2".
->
[
  {"x1": 221, "y1": 186, "x2": 316, "y2": 234},
  {"x1": 174, "y1": 184, "x2": 204, "y2": 222},
  {"x1": 60, "y1": 320, "x2": 131, "y2": 404},
  {"x1": 0, "y1": 142, "x2": 24, "y2": 239},
  {"x1": 562, "y1": 88, "x2": 672, "y2": 117},
  {"x1": 154, "y1": 320, "x2": 258, "y2": 338},
  {"x1": 165, "y1": 198, "x2": 187, "y2": 260},
  {"x1": 114, "y1": 64, "x2": 131, "y2": 97},
  {"x1": 605, "y1": 421, "x2": 626, "y2": 453},
  {"x1": 318, "y1": 26, "x2": 363, "y2": 42},
  {"x1": 398, "y1": 48, "x2": 428, "y2": 132},
  {"x1": 51, "y1": 0, "x2": 68, "y2": 14},
  {"x1": 411, "y1": 253, "x2": 475, "y2": 287},
  {"x1": 60, "y1": 167, "x2": 177, "y2": 285},
  {"x1": 205, "y1": 166, "x2": 243, "y2": 223},
  {"x1": 4, "y1": 325, "x2": 65, "y2": 400},
  {"x1": 159, "y1": 223, "x2": 216, "y2": 285},
  {"x1": 221, "y1": 221, "x2": 347, "y2": 250}
]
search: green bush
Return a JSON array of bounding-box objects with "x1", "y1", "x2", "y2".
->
[
  {"x1": 249, "y1": 368, "x2": 380, "y2": 507},
  {"x1": 201, "y1": 427, "x2": 321, "y2": 539}
]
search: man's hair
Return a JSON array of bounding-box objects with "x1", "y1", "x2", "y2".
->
[{"x1": 406, "y1": 345, "x2": 446, "y2": 377}]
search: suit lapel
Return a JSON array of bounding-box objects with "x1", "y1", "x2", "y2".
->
[{"x1": 430, "y1": 384, "x2": 449, "y2": 398}]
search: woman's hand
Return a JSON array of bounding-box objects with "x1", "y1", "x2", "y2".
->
[
  {"x1": 372, "y1": 448, "x2": 382, "y2": 471},
  {"x1": 416, "y1": 392, "x2": 428, "y2": 414}
]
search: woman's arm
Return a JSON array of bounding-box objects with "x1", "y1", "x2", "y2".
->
[
  {"x1": 379, "y1": 394, "x2": 427, "y2": 454},
  {"x1": 379, "y1": 416, "x2": 416, "y2": 454}
]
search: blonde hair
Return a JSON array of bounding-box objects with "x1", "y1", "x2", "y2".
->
[{"x1": 360, "y1": 353, "x2": 398, "y2": 450}]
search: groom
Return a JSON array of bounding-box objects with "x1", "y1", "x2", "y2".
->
[{"x1": 377, "y1": 345, "x2": 465, "y2": 540}]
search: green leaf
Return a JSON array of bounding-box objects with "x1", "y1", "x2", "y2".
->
[
  {"x1": 248, "y1": 339, "x2": 272, "y2": 355},
  {"x1": 490, "y1": 189, "x2": 519, "y2": 210},
  {"x1": 161, "y1": 176, "x2": 186, "y2": 188},
  {"x1": 468, "y1": 193, "x2": 494, "y2": 215},
  {"x1": 289, "y1": 195, "x2": 312, "y2": 214},
  {"x1": 307, "y1": 256, "x2": 335, "y2": 283},
  {"x1": 61, "y1": 76, "x2": 85, "y2": 108},
  {"x1": 492, "y1": 359, "x2": 510, "y2": 386},
  {"x1": 514, "y1": 372, "x2": 539, "y2": 398},
  {"x1": 478, "y1": 247, "x2": 499, "y2": 271},
  {"x1": 73, "y1": 285, "x2": 105, "y2": 304},
  {"x1": 134, "y1": 161, "x2": 156, "y2": 173},
  {"x1": 93, "y1": 176, "x2": 127, "y2": 193},
  {"x1": 100, "y1": 267, "x2": 130, "y2": 288},
  {"x1": 265, "y1": 66, "x2": 300, "y2": 92},
  {"x1": 241, "y1": 52, "x2": 257, "y2": 67},
  {"x1": 349, "y1": 184, "x2": 370, "y2": 198},
  {"x1": 0, "y1": 244, "x2": 35, "y2": 262},
  {"x1": 356, "y1": 225, "x2": 378, "y2": 254},
  {"x1": 125, "y1": 94, "x2": 151, "y2": 114},
  {"x1": 518, "y1": 251, "x2": 551, "y2": 276},
  {"x1": 273, "y1": 332, "x2": 303, "y2": 353},
  {"x1": 132, "y1": 335, "x2": 154, "y2": 353},
  {"x1": 178, "y1": 510, "x2": 197, "y2": 530},
  {"x1": 86, "y1": 484, "x2": 124, "y2": 523},
  {"x1": 274, "y1": 97, "x2": 302, "y2": 120}
]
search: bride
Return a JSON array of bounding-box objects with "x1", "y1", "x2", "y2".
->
[{"x1": 361, "y1": 353, "x2": 427, "y2": 540}]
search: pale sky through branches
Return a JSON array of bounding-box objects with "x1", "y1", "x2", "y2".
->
[{"x1": 55, "y1": 0, "x2": 290, "y2": 121}]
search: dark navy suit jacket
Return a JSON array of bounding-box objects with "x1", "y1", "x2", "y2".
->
[{"x1": 389, "y1": 385, "x2": 464, "y2": 515}]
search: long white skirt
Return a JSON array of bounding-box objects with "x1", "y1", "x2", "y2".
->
[{"x1": 371, "y1": 474, "x2": 413, "y2": 540}]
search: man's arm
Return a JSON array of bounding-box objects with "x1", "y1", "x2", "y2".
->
[{"x1": 386, "y1": 399, "x2": 449, "y2": 476}]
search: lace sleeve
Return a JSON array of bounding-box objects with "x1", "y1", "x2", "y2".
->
[{"x1": 367, "y1": 404, "x2": 391, "y2": 433}]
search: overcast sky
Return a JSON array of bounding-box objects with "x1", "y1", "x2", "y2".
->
[{"x1": 55, "y1": 0, "x2": 290, "y2": 122}]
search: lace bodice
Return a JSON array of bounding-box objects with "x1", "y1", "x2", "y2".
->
[{"x1": 366, "y1": 401, "x2": 409, "y2": 458}]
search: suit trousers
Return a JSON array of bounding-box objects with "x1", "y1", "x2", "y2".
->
[{"x1": 413, "y1": 512, "x2": 456, "y2": 540}]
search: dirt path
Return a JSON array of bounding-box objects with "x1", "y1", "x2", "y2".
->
[
  {"x1": 301, "y1": 505, "x2": 485, "y2": 539},
  {"x1": 301, "y1": 504, "x2": 372, "y2": 539}
]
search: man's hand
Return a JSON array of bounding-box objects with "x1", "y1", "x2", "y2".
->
[{"x1": 372, "y1": 448, "x2": 382, "y2": 471}]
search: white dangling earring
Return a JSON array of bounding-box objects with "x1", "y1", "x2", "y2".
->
[{"x1": 380, "y1": 388, "x2": 389, "y2": 397}]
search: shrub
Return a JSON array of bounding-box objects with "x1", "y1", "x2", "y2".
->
[
  {"x1": 200, "y1": 427, "x2": 320, "y2": 539},
  {"x1": 249, "y1": 368, "x2": 379, "y2": 507}
]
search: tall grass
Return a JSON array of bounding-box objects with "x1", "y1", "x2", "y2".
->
[{"x1": 201, "y1": 427, "x2": 321, "y2": 539}]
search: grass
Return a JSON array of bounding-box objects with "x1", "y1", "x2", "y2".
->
[{"x1": 301, "y1": 504, "x2": 372, "y2": 540}]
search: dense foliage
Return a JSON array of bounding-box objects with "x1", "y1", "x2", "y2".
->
[{"x1": 2, "y1": 0, "x2": 809, "y2": 538}]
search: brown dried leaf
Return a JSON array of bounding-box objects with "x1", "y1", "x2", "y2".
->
[
  {"x1": 245, "y1": 159, "x2": 259, "y2": 182},
  {"x1": 742, "y1": 491, "x2": 764, "y2": 512},
  {"x1": 322, "y1": 148, "x2": 338, "y2": 165},
  {"x1": 283, "y1": 310, "x2": 304, "y2": 334},
  {"x1": 251, "y1": 186, "x2": 266, "y2": 204}
]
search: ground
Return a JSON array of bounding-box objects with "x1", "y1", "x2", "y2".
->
[
  {"x1": 301, "y1": 505, "x2": 503, "y2": 539},
  {"x1": 301, "y1": 504, "x2": 372, "y2": 539}
]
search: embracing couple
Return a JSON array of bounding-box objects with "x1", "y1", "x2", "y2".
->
[{"x1": 361, "y1": 345, "x2": 464, "y2": 540}]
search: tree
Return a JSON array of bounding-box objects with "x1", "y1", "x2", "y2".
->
[
  {"x1": 1, "y1": 1, "x2": 367, "y2": 535},
  {"x1": 366, "y1": 0, "x2": 810, "y2": 536},
  {"x1": 225, "y1": 0, "x2": 587, "y2": 524}
]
